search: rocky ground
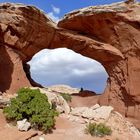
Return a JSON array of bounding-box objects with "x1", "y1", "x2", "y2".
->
[{"x1": 0, "y1": 85, "x2": 140, "y2": 140}]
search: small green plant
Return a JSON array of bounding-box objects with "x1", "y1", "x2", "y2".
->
[
  {"x1": 85, "y1": 122, "x2": 112, "y2": 137},
  {"x1": 60, "y1": 93, "x2": 72, "y2": 102},
  {"x1": 3, "y1": 88, "x2": 58, "y2": 133}
]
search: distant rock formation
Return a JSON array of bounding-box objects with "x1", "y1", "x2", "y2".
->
[
  {"x1": 72, "y1": 90, "x2": 96, "y2": 97},
  {"x1": 58, "y1": 2, "x2": 140, "y2": 128},
  {"x1": 45, "y1": 85, "x2": 80, "y2": 94},
  {"x1": 125, "y1": 0, "x2": 135, "y2": 4},
  {"x1": 0, "y1": 2, "x2": 140, "y2": 128}
]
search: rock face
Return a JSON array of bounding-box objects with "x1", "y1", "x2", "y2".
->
[{"x1": 0, "y1": 2, "x2": 140, "y2": 127}]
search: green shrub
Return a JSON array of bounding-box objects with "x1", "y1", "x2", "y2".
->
[
  {"x1": 60, "y1": 93, "x2": 72, "y2": 102},
  {"x1": 85, "y1": 122, "x2": 112, "y2": 137},
  {"x1": 3, "y1": 88, "x2": 58, "y2": 133}
]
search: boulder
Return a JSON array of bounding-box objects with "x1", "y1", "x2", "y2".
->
[
  {"x1": 71, "y1": 105, "x2": 114, "y2": 120},
  {"x1": 17, "y1": 119, "x2": 31, "y2": 131},
  {"x1": 88, "y1": 106, "x2": 114, "y2": 120},
  {"x1": 71, "y1": 107, "x2": 89, "y2": 117},
  {"x1": 68, "y1": 115, "x2": 87, "y2": 124}
]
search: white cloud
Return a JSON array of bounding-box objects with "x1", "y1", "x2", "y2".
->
[
  {"x1": 47, "y1": 12, "x2": 60, "y2": 23},
  {"x1": 28, "y1": 48, "x2": 108, "y2": 93},
  {"x1": 51, "y1": 5, "x2": 60, "y2": 14},
  {"x1": 47, "y1": 5, "x2": 60, "y2": 23}
]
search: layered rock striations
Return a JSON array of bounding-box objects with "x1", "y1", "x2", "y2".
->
[{"x1": 0, "y1": 2, "x2": 140, "y2": 127}]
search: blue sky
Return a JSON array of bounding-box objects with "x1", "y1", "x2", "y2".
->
[
  {"x1": 0, "y1": 0, "x2": 124, "y2": 19},
  {"x1": 0, "y1": 0, "x2": 137, "y2": 93}
]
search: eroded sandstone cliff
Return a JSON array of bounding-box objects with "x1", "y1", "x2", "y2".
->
[
  {"x1": 58, "y1": 2, "x2": 140, "y2": 127},
  {"x1": 0, "y1": 2, "x2": 140, "y2": 128}
]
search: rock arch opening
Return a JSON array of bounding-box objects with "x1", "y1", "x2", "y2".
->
[{"x1": 28, "y1": 48, "x2": 108, "y2": 94}]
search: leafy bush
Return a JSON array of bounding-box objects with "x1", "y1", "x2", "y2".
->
[
  {"x1": 85, "y1": 122, "x2": 112, "y2": 137},
  {"x1": 60, "y1": 93, "x2": 72, "y2": 102},
  {"x1": 3, "y1": 88, "x2": 58, "y2": 132}
]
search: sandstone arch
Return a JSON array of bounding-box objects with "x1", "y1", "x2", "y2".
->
[{"x1": 0, "y1": 2, "x2": 140, "y2": 127}]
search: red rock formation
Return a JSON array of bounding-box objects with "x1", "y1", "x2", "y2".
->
[
  {"x1": 0, "y1": 3, "x2": 56, "y2": 93},
  {"x1": 0, "y1": 2, "x2": 123, "y2": 93},
  {"x1": 58, "y1": 2, "x2": 140, "y2": 128},
  {"x1": 0, "y1": 2, "x2": 140, "y2": 127}
]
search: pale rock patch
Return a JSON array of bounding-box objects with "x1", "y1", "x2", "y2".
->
[
  {"x1": 17, "y1": 119, "x2": 31, "y2": 131},
  {"x1": 71, "y1": 105, "x2": 113, "y2": 121},
  {"x1": 46, "y1": 85, "x2": 80, "y2": 94}
]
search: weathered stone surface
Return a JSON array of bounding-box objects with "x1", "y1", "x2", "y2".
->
[
  {"x1": 71, "y1": 106, "x2": 113, "y2": 120},
  {"x1": 46, "y1": 85, "x2": 80, "y2": 94},
  {"x1": 0, "y1": 2, "x2": 140, "y2": 128},
  {"x1": 106, "y1": 111, "x2": 140, "y2": 139},
  {"x1": 68, "y1": 106, "x2": 140, "y2": 139},
  {"x1": 90, "y1": 104, "x2": 100, "y2": 110},
  {"x1": 17, "y1": 119, "x2": 31, "y2": 131}
]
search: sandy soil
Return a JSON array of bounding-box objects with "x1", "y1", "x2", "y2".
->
[
  {"x1": 30, "y1": 116, "x2": 111, "y2": 140},
  {"x1": 0, "y1": 109, "x2": 38, "y2": 140},
  {"x1": 70, "y1": 95, "x2": 100, "y2": 107}
]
